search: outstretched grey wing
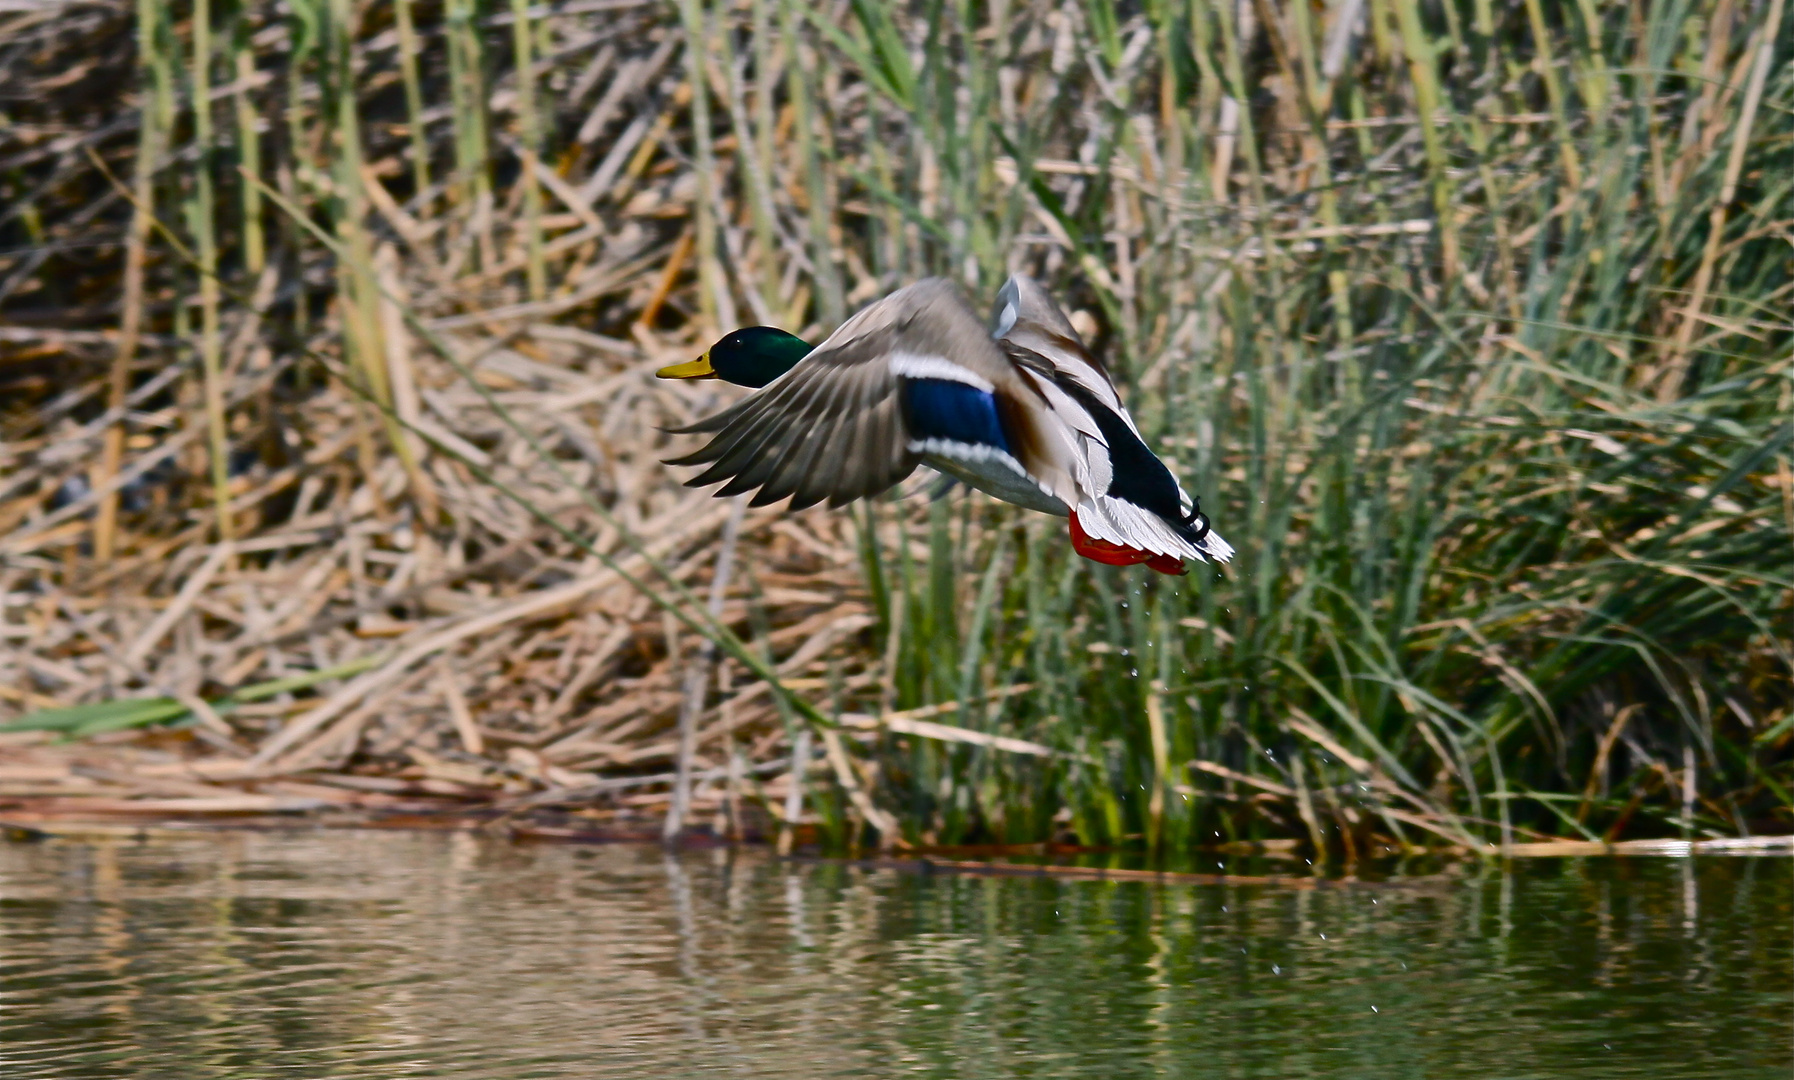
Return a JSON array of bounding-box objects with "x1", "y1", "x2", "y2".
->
[
  {"x1": 667, "y1": 277, "x2": 1027, "y2": 510},
  {"x1": 667, "y1": 346, "x2": 917, "y2": 509}
]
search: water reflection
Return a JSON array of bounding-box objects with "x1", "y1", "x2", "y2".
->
[{"x1": 0, "y1": 831, "x2": 1787, "y2": 1078}]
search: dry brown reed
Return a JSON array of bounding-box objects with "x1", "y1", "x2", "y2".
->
[
  {"x1": 0, "y1": 0, "x2": 1786, "y2": 854},
  {"x1": 0, "y1": 0, "x2": 898, "y2": 839}
]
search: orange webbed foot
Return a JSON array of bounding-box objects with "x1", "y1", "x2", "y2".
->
[{"x1": 1068, "y1": 511, "x2": 1186, "y2": 575}]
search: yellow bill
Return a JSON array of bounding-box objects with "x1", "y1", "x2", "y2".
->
[{"x1": 655, "y1": 353, "x2": 716, "y2": 379}]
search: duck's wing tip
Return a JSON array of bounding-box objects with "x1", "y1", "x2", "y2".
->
[
  {"x1": 991, "y1": 273, "x2": 1080, "y2": 341},
  {"x1": 1195, "y1": 530, "x2": 1236, "y2": 564}
]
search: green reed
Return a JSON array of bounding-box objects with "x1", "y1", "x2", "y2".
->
[{"x1": 818, "y1": 0, "x2": 1790, "y2": 850}]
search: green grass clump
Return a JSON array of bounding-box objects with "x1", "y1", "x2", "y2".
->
[{"x1": 819, "y1": 0, "x2": 1793, "y2": 850}]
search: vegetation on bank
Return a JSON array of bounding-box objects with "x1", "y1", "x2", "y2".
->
[{"x1": 0, "y1": 0, "x2": 1787, "y2": 852}]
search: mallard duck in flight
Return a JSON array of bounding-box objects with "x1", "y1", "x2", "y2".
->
[{"x1": 655, "y1": 275, "x2": 1233, "y2": 575}]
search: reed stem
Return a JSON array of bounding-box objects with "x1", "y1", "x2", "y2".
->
[
  {"x1": 188, "y1": 0, "x2": 233, "y2": 542},
  {"x1": 93, "y1": 0, "x2": 166, "y2": 565},
  {"x1": 394, "y1": 0, "x2": 433, "y2": 208},
  {"x1": 1393, "y1": 0, "x2": 1460, "y2": 282},
  {"x1": 779, "y1": 0, "x2": 843, "y2": 325},
  {"x1": 675, "y1": 0, "x2": 722, "y2": 331},
  {"x1": 509, "y1": 0, "x2": 546, "y2": 302},
  {"x1": 231, "y1": 37, "x2": 264, "y2": 276}
]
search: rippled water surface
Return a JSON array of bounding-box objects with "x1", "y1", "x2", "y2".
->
[{"x1": 0, "y1": 830, "x2": 1788, "y2": 1078}]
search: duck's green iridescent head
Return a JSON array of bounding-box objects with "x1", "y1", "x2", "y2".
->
[{"x1": 656, "y1": 326, "x2": 812, "y2": 389}]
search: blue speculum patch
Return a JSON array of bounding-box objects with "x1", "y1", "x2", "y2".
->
[{"x1": 901, "y1": 378, "x2": 1010, "y2": 455}]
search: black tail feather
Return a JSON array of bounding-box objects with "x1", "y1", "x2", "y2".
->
[{"x1": 1179, "y1": 503, "x2": 1212, "y2": 545}]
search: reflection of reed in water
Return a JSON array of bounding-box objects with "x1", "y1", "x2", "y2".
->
[{"x1": 0, "y1": 833, "x2": 1788, "y2": 1077}]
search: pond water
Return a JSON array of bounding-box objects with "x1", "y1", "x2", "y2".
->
[{"x1": 0, "y1": 830, "x2": 1787, "y2": 1078}]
